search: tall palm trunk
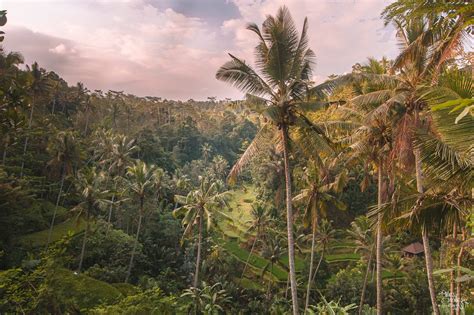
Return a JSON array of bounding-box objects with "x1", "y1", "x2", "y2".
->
[
  {"x1": 2, "y1": 143, "x2": 8, "y2": 165},
  {"x1": 450, "y1": 224, "x2": 457, "y2": 315},
  {"x1": 376, "y1": 160, "x2": 383, "y2": 315},
  {"x1": 106, "y1": 193, "x2": 115, "y2": 231},
  {"x1": 77, "y1": 212, "x2": 90, "y2": 273},
  {"x1": 415, "y1": 147, "x2": 440, "y2": 315},
  {"x1": 84, "y1": 112, "x2": 89, "y2": 135},
  {"x1": 47, "y1": 172, "x2": 65, "y2": 246},
  {"x1": 51, "y1": 98, "x2": 56, "y2": 114},
  {"x1": 281, "y1": 127, "x2": 299, "y2": 315},
  {"x1": 456, "y1": 229, "x2": 465, "y2": 315},
  {"x1": 106, "y1": 181, "x2": 118, "y2": 234},
  {"x1": 242, "y1": 232, "x2": 259, "y2": 278},
  {"x1": 20, "y1": 96, "x2": 35, "y2": 177},
  {"x1": 304, "y1": 222, "x2": 317, "y2": 313},
  {"x1": 194, "y1": 214, "x2": 203, "y2": 288},
  {"x1": 125, "y1": 200, "x2": 144, "y2": 283},
  {"x1": 359, "y1": 247, "x2": 374, "y2": 315},
  {"x1": 310, "y1": 246, "x2": 325, "y2": 284}
]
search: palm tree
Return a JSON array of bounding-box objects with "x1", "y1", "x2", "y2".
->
[
  {"x1": 308, "y1": 220, "x2": 335, "y2": 288},
  {"x1": 328, "y1": 14, "x2": 467, "y2": 312},
  {"x1": 338, "y1": 96, "x2": 392, "y2": 315},
  {"x1": 124, "y1": 160, "x2": 156, "y2": 283},
  {"x1": 241, "y1": 203, "x2": 272, "y2": 278},
  {"x1": 181, "y1": 281, "x2": 231, "y2": 315},
  {"x1": 173, "y1": 176, "x2": 230, "y2": 288},
  {"x1": 347, "y1": 216, "x2": 376, "y2": 314},
  {"x1": 292, "y1": 162, "x2": 346, "y2": 313},
  {"x1": 216, "y1": 7, "x2": 334, "y2": 313},
  {"x1": 20, "y1": 62, "x2": 51, "y2": 177},
  {"x1": 201, "y1": 143, "x2": 212, "y2": 163},
  {"x1": 261, "y1": 237, "x2": 286, "y2": 300},
  {"x1": 46, "y1": 130, "x2": 82, "y2": 245},
  {"x1": 106, "y1": 90, "x2": 124, "y2": 130},
  {"x1": 0, "y1": 51, "x2": 24, "y2": 83},
  {"x1": 0, "y1": 108, "x2": 24, "y2": 165},
  {"x1": 374, "y1": 11, "x2": 470, "y2": 314},
  {"x1": 412, "y1": 69, "x2": 473, "y2": 315},
  {"x1": 72, "y1": 167, "x2": 108, "y2": 273},
  {"x1": 105, "y1": 134, "x2": 138, "y2": 230}
]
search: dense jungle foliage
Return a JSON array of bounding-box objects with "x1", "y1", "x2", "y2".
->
[{"x1": 0, "y1": 1, "x2": 473, "y2": 314}]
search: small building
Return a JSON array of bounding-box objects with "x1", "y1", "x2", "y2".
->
[{"x1": 402, "y1": 242, "x2": 424, "y2": 257}]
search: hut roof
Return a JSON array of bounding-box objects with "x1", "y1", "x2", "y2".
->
[{"x1": 402, "y1": 242, "x2": 424, "y2": 255}]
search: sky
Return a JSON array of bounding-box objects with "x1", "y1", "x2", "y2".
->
[{"x1": 2, "y1": 0, "x2": 399, "y2": 100}]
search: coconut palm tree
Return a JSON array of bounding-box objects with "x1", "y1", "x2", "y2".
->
[
  {"x1": 46, "y1": 130, "x2": 82, "y2": 245},
  {"x1": 72, "y1": 167, "x2": 108, "y2": 273},
  {"x1": 347, "y1": 216, "x2": 376, "y2": 314},
  {"x1": 337, "y1": 97, "x2": 393, "y2": 315},
  {"x1": 105, "y1": 134, "x2": 138, "y2": 230},
  {"x1": 201, "y1": 143, "x2": 213, "y2": 163},
  {"x1": 0, "y1": 51, "x2": 24, "y2": 83},
  {"x1": 410, "y1": 69, "x2": 473, "y2": 315},
  {"x1": 216, "y1": 7, "x2": 334, "y2": 313},
  {"x1": 327, "y1": 13, "x2": 468, "y2": 312},
  {"x1": 181, "y1": 281, "x2": 232, "y2": 315},
  {"x1": 241, "y1": 203, "x2": 272, "y2": 278},
  {"x1": 0, "y1": 108, "x2": 24, "y2": 165},
  {"x1": 261, "y1": 237, "x2": 286, "y2": 300},
  {"x1": 124, "y1": 160, "x2": 156, "y2": 283},
  {"x1": 173, "y1": 176, "x2": 230, "y2": 288},
  {"x1": 20, "y1": 62, "x2": 51, "y2": 177},
  {"x1": 292, "y1": 162, "x2": 346, "y2": 313}
]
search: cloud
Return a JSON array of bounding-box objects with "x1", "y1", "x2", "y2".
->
[
  {"x1": 225, "y1": 0, "x2": 399, "y2": 78},
  {"x1": 2, "y1": 0, "x2": 399, "y2": 100},
  {"x1": 49, "y1": 43, "x2": 77, "y2": 55}
]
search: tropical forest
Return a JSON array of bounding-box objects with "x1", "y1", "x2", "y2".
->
[{"x1": 0, "y1": 1, "x2": 473, "y2": 314}]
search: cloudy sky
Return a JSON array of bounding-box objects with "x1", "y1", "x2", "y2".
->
[{"x1": 2, "y1": 0, "x2": 399, "y2": 100}]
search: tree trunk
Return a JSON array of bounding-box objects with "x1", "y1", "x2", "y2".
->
[
  {"x1": 450, "y1": 224, "x2": 457, "y2": 315},
  {"x1": 422, "y1": 228, "x2": 439, "y2": 315},
  {"x1": 106, "y1": 193, "x2": 115, "y2": 232},
  {"x1": 84, "y1": 111, "x2": 89, "y2": 135},
  {"x1": 281, "y1": 127, "x2": 299, "y2": 315},
  {"x1": 310, "y1": 247, "x2": 324, "y2": 284},
  {"x1": 266, "y1": 264, "x2": 274, "y2": 300},
  {"x1": 414, "y1": 108, "x2": 439, "y2": 315},
  {"x1": 77, "y1": 213, "x2": 90, "y2": 273},
  {"x1": 304, "y1": 222, "x2": 317, "y2": 313},
  {"x1": 47, "y1": 173, "x2": 65, "y2": 246},
  {"x1": 20, "y1": 97, "x2": 35, "y2": 178},
  {"x1": 359, "y1": 247, "x2": 374, "y2": 315},
  {"x1": 376, "y1": 159, "x2": 383, "y2": 315},
  {"x1": 241, "y1": 232, "x2": 258, "y2": 278},
  {"x1": 194, "y1": 214, "x2": 203, "y2": 288},
  {"x1": 106, "y1": 181, "x2": 118, "y2": 235},
  {"x1": 2, "y1": 143, "x2": 7, "y2": 165},
  {"x1": 125, "y1": 210, "x2": 143, "y2": 283},
  {"x1": 456, "y1": 229, "x2": 465, "y2": 315}
]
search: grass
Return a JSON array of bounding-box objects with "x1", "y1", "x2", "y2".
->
[
  {"x1": 218, "y1": 186, "x2": 256, "y2": 241},
  {"x1": 325, "y1": 252, "x2": 361, "y2": 263},
  {"x1": 382, "y1": 270, "x2": 405, "y2": 280},
  {"x1": 279, "y1": 254, "x2": 306, "y2": 272},
  {"x1": 19, "y1": 218, "x2": 85, "y2": 247},
  {"x1": 216, "y1": 238, "x2": 288, "y2": 282},
  {"x1": 233, "y1": 277, "x2": 264, "y2": 291},
  {"x1": 52, "y1": 268, "x2": 123, "y2": 310}
]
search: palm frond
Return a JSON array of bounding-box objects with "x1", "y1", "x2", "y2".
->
[
  {"x1": 227, "y1": 124, "x2": 275, "y2": 184},
  {"x1": 216, "y1": 54, "x2": 274, "y2": 97}
]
